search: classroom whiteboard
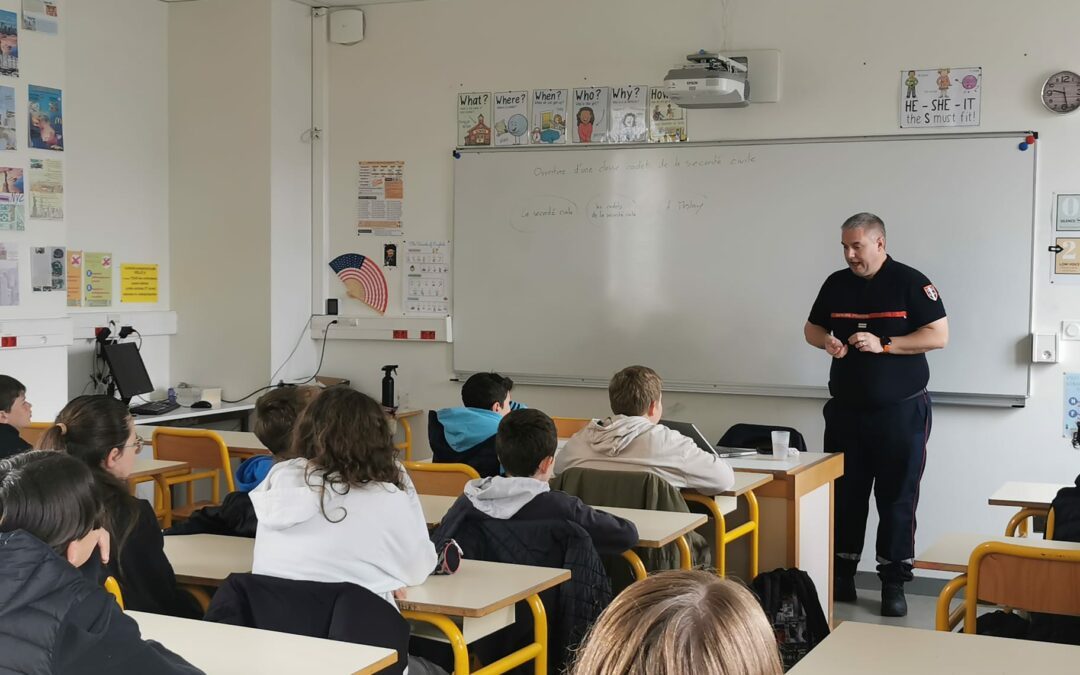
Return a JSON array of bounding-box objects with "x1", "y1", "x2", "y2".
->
[{"x1": 452, "y1": 134, "x2": 1036, "y2": 406}]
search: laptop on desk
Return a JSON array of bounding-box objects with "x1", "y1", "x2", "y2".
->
[{"x1": 659, "y1": 419, "x2": 759, "y2": 458}]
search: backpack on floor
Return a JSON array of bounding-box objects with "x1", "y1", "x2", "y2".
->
[{"x1": 751, "y1": 568, "x2": 830, "y2": 669}]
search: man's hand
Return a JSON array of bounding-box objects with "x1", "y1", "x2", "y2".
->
[
  {"x1": 392, "y1": 588, "x2": 407, "y2": 600},
  {"x1": 824, "y1": 335, "x2": 848, "y2": 359},
  {"x1": 848, "y1": 332, "x2": 883, "y2": 354}
]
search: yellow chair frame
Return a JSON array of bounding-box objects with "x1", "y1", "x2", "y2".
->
[
  {"x1": 19, "y1": 421, "x2": 54, "y2": 448},
  {"x1": 404, "y1": 593, "x2": 547, "y2": 675},
  {"x1": 682, "y1": 488, "x2": 761, "y2": 578},
  {"x1": 395, "y1": 415, "x2": 415, "y2": 460},
  {"x1": 404, "y1": 461, "x2": 480, "y2": 496},
  {"x1": 152, "y1": 428, "x2": 234, "y2": 529},
  {"x1": 104, "y1": 576, "x2": 125, "y2": 610}
]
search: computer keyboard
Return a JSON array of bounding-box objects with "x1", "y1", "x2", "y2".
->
[{"x1": 130, "y1": 400, "x2": 181, "y2": 416}]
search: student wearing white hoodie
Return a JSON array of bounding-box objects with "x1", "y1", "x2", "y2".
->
[
  {"x1": 250, "y1": 387, "x2": 437, "y2": 605},
  {"x1": 555, "y1": 366, "x2": 734, "y2": 494}
]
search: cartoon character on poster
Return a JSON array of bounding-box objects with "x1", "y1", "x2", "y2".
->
[
  {"x1": 905, "y1": 70, "x2": 918, "y2": 99},
  {"x1": 936, "y1": 68, "x2": 951, "y2": 100}
]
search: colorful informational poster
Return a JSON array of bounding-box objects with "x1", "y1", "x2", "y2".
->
[
  {"x1": 120, "y1": 263, "x2": 158, "y2": 303},
  {"x1": 0, "y1": 86, "x2": 15, "y2": 149},
  {"x1": 22, "y1": 0, "x2": 59, "y2": 34},
  {"x1": 572, "y1": 87, "x2": 610, "y2": 144},
  {"x1": 0, "y1": 11, "x2": 18, "y2": 77},
  {"x1": 357, "y1": 160, "x2": 403, "y2": 234},
  {"x1": 84, "y1": 251, "x2": 112, "y2": 307},
  {"x1": 609, "y1": 85, "x2": 648, "y2": 143},
  {"x1": 28, "y1": 84, "x2": 62, "y2": 150},
  {"x1": 0, "y1": 166, "x2": 23, "y2": 231},
  {"x1": 31, "y1": 245, "x2": 63, "y2": 292},
  {"x1": 1054, "y1": 238, "x2": 1080, "y2": 275},
  {"x1": 899, "y1": 67, "x2": 981, "y2": 128},
  {"x1": 0, "y1": 241, "x2": 17, "y2": 305},
  {"x1": 493, "y1": 91, "x2": 529, "y2": 147},
  {"x1": 66, "y1": 249, "x2": 80, "y2": 306},
  {"x1": 531, "y1": 89, "x2": 568, "y2": 145},
  {"x1": 28, "y1": 157, "x2": 61, "y2": 219},
  {"x1": 457, "y1": 92, "x2": 492, "y2": 147},
  {"x1": 647, "y1": 87, "x2": 687, "y2": 143},
  {"x1": 403, "y1": 241, "x2": 450, "y2": 316}
]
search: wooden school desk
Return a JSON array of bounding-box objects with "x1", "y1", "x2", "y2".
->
[
  {"x1": 915, "y1": 532, "x2": 1080, "y2": 630},
  {"x1": 988, "y1": 481, "x2": 1068, "y2": 537},
  {"x1": 398, "y1": 559, "x2": 570, "y2": 675},
  {"x1": 130, "y1": 611, "x2": 398, "y2": 675},
  {"x1": 787, "y1": 621, "x2": 1080, "y2": 674},
  {"x1": 128, "y1": 456, "x2": 189, "y2": 515},
  {"x1": 131, "y1": 402, "x2": 256, "y2": 430},
  {"x1": 723, "y1": 452, "x2": 843, "y2": 624},
  {"x1": 162, "y1": 533, "x2": 254, "y2": 586}
]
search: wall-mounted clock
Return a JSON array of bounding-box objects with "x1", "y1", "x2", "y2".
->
[{"x1": 1042, "y1": 70, "x2": 1080, "y2": 114}]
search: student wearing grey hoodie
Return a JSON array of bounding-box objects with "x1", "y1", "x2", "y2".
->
[
  {"x1": 436, "y1": 408, "x2": 638, "y2": 554},
  {"x1": 554, "y1": 366, "x2": 734, "y2": 494}
]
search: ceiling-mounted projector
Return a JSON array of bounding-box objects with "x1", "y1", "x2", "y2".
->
[{"x1": 664, "y1": 51, "x2": 749, "y2": 109}]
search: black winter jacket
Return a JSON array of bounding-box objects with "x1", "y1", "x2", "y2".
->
[
  {"x1": 164, "y1": 491, "x2": 258, "y2": 538},
  {"x1": 0, "y1": 530, "x2": 203, "y2": 675}
]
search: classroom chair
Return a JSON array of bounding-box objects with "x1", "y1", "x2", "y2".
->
[
  {"x1": 18, "y1": 421, "x2": 53, "y2": 448},
  {"x1": 404, "y1": 461, "x2": 479, "y2": 496},
  {"x1": 104, "y1": 576, "x2": 125, "y2": 610},
  {"x1": 717, "y1": 422, "x2": 808, "y2": 453},
  {"x1": 205, "y1": 573, "x2": 408, "y2": 675},
  {"x1": 152, "y1": 428, "x2": 235, "y2": 529},
  {"x1": 682, "y1": 487, "x2": 761, "y2": 578},
  {"x1": 551, "y1": 416, "x2": 591, "y2": 438}
]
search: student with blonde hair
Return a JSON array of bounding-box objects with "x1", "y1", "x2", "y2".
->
[{"x1": 572, "y1": 570, "x2": 782, "y2": 675}]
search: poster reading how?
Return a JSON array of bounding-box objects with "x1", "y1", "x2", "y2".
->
[{"x1": 899, "y1": 67, "x2": 981, "y2": 128}]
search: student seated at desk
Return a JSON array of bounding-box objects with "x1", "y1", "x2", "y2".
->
[
  {"x1": 0, "y1": 451, "x2": 203, "y2": 675},
  {"x1": 571, "y1": 570, "x2": 782, "y2": 675},
  {"x1": 42, "y1": 396, "x2": 203, "y2": 619},
  {"x1": 0, "y1": 374, "x2": 32, "y2": 460},
  {"x1": 433, "y1": 408, "x2": 639, "y2": 554},
  {"x1": 555, "y1": 366, "x2": 734, "y2": 493},
  {"x1": 251, "y1": 387, "x2": 437, "y2": 604},
  {"x1": 165, "y1": 386, "x2": 318, "y2": 538},
  {"x1": 429, "y1": 371, "x2": 526, "y2": 477}
]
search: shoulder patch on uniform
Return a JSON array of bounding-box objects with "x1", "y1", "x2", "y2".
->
[{"x1": 923, "y1": 284, "x2": 939, "y2": 301}]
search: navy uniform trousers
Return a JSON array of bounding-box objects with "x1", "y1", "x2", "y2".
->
[{"x1": 823, "y1": 391, "x2": 931, "y2": 583}]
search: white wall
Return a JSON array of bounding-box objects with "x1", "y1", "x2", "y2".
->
[{"x1": 310, "y1": 0, "x2": 1080, "y2": 574}]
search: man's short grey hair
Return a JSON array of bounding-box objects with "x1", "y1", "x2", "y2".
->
[{"x1": 841, "y1": 212, "x2": 886, "y2": 238}]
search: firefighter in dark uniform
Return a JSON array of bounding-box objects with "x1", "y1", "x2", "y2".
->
[{"x1": 804, "y1": 212, "x2": 948, "y2": 617}]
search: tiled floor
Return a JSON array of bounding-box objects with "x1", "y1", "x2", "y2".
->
[{"x1": 833, "y1": 590, "x2": 938, "y2": 630}]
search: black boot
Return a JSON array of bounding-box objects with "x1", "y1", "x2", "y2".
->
[
  {"x1": 881, "y1": 582, "x2": 907, "y2": 617},
  {"x1": 834, "y1": 575, "x2": 857, "y2": 602}
]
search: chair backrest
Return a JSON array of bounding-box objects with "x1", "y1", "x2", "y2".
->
[
  {"x1": 551, "y1": 466, "x2": 690, "y2": 513},
  {"x1": 205, "y1": 573, "x2": 408, "y2": 675},
  {"x1": 152, "y1": 428, "x2": 236, "y2": 492},
  {"x1": 104, "y1": 576, "x2": 125, "y2": 610},
  {"x1": 552, "y1": 416, "x2": 591, "y2": 438},
  {"x1": 404, "y1": 460, "x2": 480, "y2": 496},
  {"x1": 717, "y1": 423, "x2": 808, "y2": 452},
  {"x1": 965, "y1": 540, "x2": 1080, "y2": 632},
  {"x1": 19, "y1": 421, "x2": 53, "y2": 448}
]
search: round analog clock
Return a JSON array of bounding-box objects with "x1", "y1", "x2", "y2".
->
[{"x1": 1042, "y1": 70, "x2": 1080, "y2": 114}]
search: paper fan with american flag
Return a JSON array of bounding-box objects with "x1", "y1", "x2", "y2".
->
[{"x1": 328, "y1": 253, "x2": 388, "y2": 314}]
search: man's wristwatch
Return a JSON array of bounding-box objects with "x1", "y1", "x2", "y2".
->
[{"x1": 881, "y1": 336, "x2": 892, "y2": 354}]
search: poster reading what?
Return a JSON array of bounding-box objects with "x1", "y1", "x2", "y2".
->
[{"x1": 457, "y1": 92, "x2": 492, "y2": 147}]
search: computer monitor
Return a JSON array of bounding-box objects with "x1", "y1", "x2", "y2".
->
[{"x1": 101, "y1": 341, "x2": 154, "y2": 403}]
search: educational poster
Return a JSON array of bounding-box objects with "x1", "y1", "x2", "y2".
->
[
  {"x1": 0, "y1": 11, "x2": 18, "y2": 77},
  {"x1": 22, "y1": 0, "x2": 59, "y2": 34},
  {"x1": 28, "y1": 84, "x2": 62, "y2": 150},
  {"x1": 572, "y1": 87, "x2": 610, "y2": 144},
  {"x1": 899, "y1": 67, "x2": 981, "y2": 128},
  {"x1": 83, "y1": 252, "x2": 112, "y2": 307},
  {"x1": 1056, "y1": 194, "x2": 1080, "y2": 231},
  {"x1": 1053, "y1": 238, "x2": 1080, "y2": 275},
  {"x1": 609, "y1": 85, "x2": 647, "y2": 143},
  {"x1": 493, "y1": 91, "x2": 529, "y2": 146},
  {"x1": 531, "y1": 89, "x2": 567, "y2": 145},
  {"x1": 30, "y1": 245, "x2": 63, "y2": 292},
  {"x1": 1064, "y1": 373, "x2": 1080, "y2": 437},
  {"x1": 647, "y1": 87, "x2": 687, "y2": 143},
  {"x1": 66, "y1": 250, "x2": 80, "y2": 306},
  {"x1": 0, "y1": 241, "x2": 17, "y2": 305},
  {"x1": 120, "y1": 263, "x2": 158, "y2": 303},
  {"x1": 0, "y1": 86, "x2": 16, "y2": 149},
  {"x1": 457, "y1": 92, "x2": 491, "y2": 147},
  {"x1": 28, "y1": 157, "x2": 61, "y2": 219},
  {"x1": 403, "y1": 240, "x2": 450, "y2": 316},
  {"x1": 356, "y1": 160, "x2": 402, "y2": 234},
  {"x1": 0, "y1": 166, "x2": 23, "y2": 231}
]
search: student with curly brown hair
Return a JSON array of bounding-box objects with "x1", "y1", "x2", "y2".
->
[
  {"x1": 250, "y1": 387, "x2": 436, "y2": 605},
  {"x1": 572, "y1": 570, "x2": 782, "y2": 675}
]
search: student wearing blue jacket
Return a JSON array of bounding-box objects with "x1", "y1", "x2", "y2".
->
[{"x1": 428, "y1": 372, "x2": 526, "y2": 477}]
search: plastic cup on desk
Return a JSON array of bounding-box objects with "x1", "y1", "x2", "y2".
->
[{"x1": 770, "y1": 430, "x2": 790, "y2": 460}]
